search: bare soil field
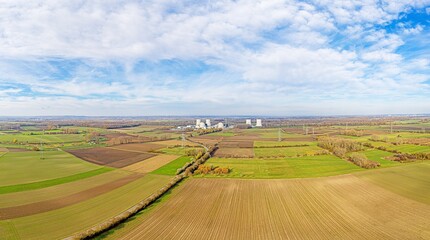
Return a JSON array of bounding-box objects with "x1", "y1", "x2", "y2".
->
[
  {"x1": 260, "y1": 137, "x2": 315, "y2": 142},
  {"x1": 103, "y1": 132, "x2": 133, "y2": 140},
  {"x1": 113, "y1": 176, "x2": 430, "y2": 240},
  {"x1": 213, "y1": 147, "x2": 254, "y2": 158},
  {"x1": 122, "y1": 154, "x2": 179, "y2": 173},
  {"x1": 109, "y1": 143, "x2": 165, "y2": 153},
  {"x1": 67, "y1": 148, "x2": 155, "y2": 168},
  {"x1": 0, "y1": 174, "x2": 142, "y2": 219},
  {"x1": 189, "y1": 137, "x2": 220, "y2": 146},
  {"x1": 228, "y1": 135, "x2": 261, "y2": 140}
]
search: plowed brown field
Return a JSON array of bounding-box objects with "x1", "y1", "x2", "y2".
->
[
  {"x1": 114, "y1": 176, "x2": 430, "y2": 240},
  {"x1": 67, "y1": 148, "x2": 155, "y2": 168},
  {"x1": 110, "y1": 143, "x2": 165, "y2": 153},
  {"x1": 213, "y1": 147, "x2": 254, "y2": 158}
]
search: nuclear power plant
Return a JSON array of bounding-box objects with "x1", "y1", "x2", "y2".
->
[
  {"x1": 256, "y1": 119, "x2": 262, "y2": 127},
  {"x1": 244, "y1": 119, "x2": 263, "y2": 127},
  {"x1": 194, "y1": 118, "x2": 262, "y2": 130},
  {"x1": 195, "y1": 118, "x2": 224, "y2": 129}
]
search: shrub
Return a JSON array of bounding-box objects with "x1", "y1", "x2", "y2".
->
[{"x1": 349, "y1": 153, "x2": 380, "y2": 169}]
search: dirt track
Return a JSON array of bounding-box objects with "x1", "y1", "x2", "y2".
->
[
  {"x1": 116, "y1": 176, "x2": 430, "y2": 240},
  {"x1": 0, "y1": 174, "x2": 142, "y2": 220}
]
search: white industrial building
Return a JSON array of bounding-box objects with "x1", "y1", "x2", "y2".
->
[
  {"x1": 194, "y1": 118, "x2": 225, "y2": 129},
  {"x1": 198, "y1": 122, "x2": 206, "y2": 129},
  {"x1": 245, "y1": 119, "x2": 251, "y2": 125},
  {"x1": 256, "y1": 119, "x2": 262, "y2": 127}
]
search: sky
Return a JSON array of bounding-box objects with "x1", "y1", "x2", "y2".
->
[{"x1": 0, "y1": 0, "x2": 429, "y2": 116}]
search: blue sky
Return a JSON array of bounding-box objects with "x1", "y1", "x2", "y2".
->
[{"x1": 0, "y1": 0, "x2": 429, "y2": 116}]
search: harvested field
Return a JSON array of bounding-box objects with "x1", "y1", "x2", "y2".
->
[
  {"x1": 103, "y1": 132, "x2": 134, "y2": 140},
  {"x1": 356, "y1": 162, "x2": 430, "y2": 204},
  {"x1": 227, "y1": 135, "x2": 261, "y2": 140},
  {"x1": 213, "y1": 147, "x2": 254, "y2": 158},
  {"x1": 188, "y1": 137, "x2": 219, "y2": 147},
  {"x1": 111, "y1": 176, "x2": 430, "y2": 240},
  {"x1": 110, "y1": 143, "x2": 165, "y2": 153},
  {"x1": 0, "y1": 173, "x2": 142, "y2": 219},
  {"x1": 123, "y1": 154, "x2": 179, "y2": 173},
  {"x1": 0, "y1": 174, "x2": 171, "y2": 239},
  {"x1": 0, "y1": 170, "x2": 131, "y2": 208},
  {"x1": 218, "y1": 140, "x2": 254, "y2": 148},
  {"x1": 67, "y1": 147, "x2": 156, "y2": 168}
]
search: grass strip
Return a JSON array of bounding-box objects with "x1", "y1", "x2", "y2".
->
[
  {"x1": 151, "y1": 156, "x2": 192, "y2": 175},
  {"x1": 0, "y1": 167, "x2": 113, "y2": 194}
]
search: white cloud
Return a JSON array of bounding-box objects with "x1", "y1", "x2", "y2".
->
[{"x1": 0, "y1": 0, "x2": 429, "y2": 115}]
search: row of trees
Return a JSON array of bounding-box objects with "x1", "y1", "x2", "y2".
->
[
  {"x1": 317, "y1": 137, "x2": 380, "y2": 169},
  {"x1": 338, "y1": 129, "x2": 364, "y2": 137},
  {"x1": 349, "y1": 153, "x2": 380, "y2": 169},
  {"x1": 194, "y1": 164, "x2": 230, "y2": 175},
  {"x1": 194, "y1": 128, "x2": 222, "y2": 136},
  {"x1": 392, "y1": 153, "x2": 430, "y2": 161},
  {"x1": 317, "y1": 137, "x2": 363, "y2": 158},
  {"x1": 71, "y1": 144, "x2": 219, "y2": 239}
]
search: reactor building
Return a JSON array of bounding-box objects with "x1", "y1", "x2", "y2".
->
[{"x1": 256, "y1": 119, "x2": 262, "y2": 127}]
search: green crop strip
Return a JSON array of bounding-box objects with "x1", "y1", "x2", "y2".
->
[{"x1": 0, "y1": 167, "x2": 113, "y2": 194}]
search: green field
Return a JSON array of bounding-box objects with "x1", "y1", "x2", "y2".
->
[
  {"x1": 151, "y1": 156, "x2": 193, "y2": 175},
  {"x1": 204, "y1": 155, "x2": 362, "y2": 179},
  {"x1": 0, "y1": 170, "x2": 131, "y2": 208},
  {"x1": 356, "y1": 149, "x2": 399, "y2": 167},
  {"x1": 0, "y1": 133, "x2": 85, "y2": 144},
  {"x1": 254, "y1": 140, "x2": 317, "y2": 147},
  {"x1": 370, "y1": 142, "x2": 430, "y2": 153},
  {"x1": 0, "y1": 167, "x2": 112, "y2": 194},
  {"x1": 0, "y1": 151, "x2": 101, "y2": 187},
  {"x1": 0, "y1": 174, "x2": 171, "y2": 240},
  {"x1": 254, "y1": 145, "x2": 325, "y2": 157},
  {"x1": 355, "y1": 162, "x2": 430, "y2": 204}
]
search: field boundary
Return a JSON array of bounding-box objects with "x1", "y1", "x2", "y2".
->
[
  {"x1": 0, "y1": 173, "x2": 142, "y2": 219},
  {"x1": 0, "y1": 167, "x2": 112, "y2": 194},
  {"x1": 67, "y1": 143, "x2": 218, "y2": 240}
]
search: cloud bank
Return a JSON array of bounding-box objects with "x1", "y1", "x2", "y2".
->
[{"x1": 0, "y1": 0, "x2": 429, "y2": 115}]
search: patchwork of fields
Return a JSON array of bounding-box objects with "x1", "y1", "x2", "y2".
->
[{"x1": 0, "y1": 121, "x2": 429, "y2": 239}]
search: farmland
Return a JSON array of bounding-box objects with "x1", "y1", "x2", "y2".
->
[
  {"x1": 0, "y1": 117, "x2": 429, "y2": 239},
  {"x1": 204, "y1": 155, "x2": 363, "y2": 178},
  {"x1": 107, "y1": 175, "x2": 430, "y2": 240}
]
